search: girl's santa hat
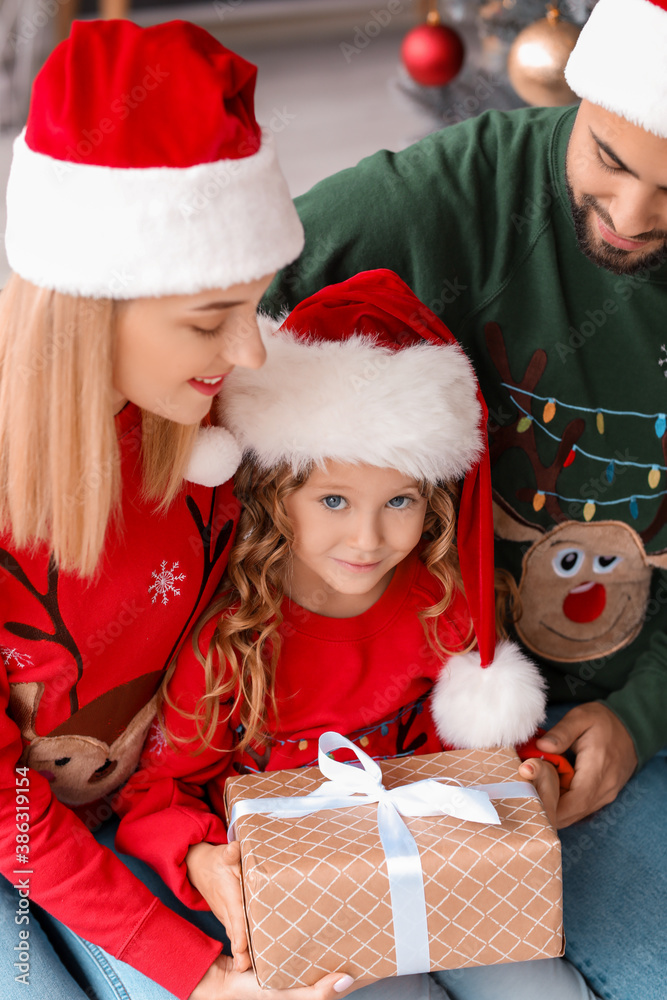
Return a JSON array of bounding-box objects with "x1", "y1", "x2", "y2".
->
[
  {"x1": 5, "y1": 19, "x2": 304, "y2": 298},
  {"x1": 192, "y1": 269, "x2": 545, "y2": 749},
  {"x1": 565, "y1": 0, "x2": 667, "y2": 138}
]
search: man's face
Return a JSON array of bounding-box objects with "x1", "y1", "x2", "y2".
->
[{"x1": 565, "y1": 100, "x2": 667, "y2": 275}]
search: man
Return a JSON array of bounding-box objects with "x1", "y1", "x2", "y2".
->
[{"x1": 264, "y1": 1, "x2": 667, "y2": 996}]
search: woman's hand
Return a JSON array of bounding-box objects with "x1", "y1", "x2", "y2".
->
[
  {"x1": 186, "y1": 841, "x2": 250, "y2": 971},
  {"x1": 517, "y1": 758, "x2": 560, "y2": 828},
  {"x1": 189, "y1": 957, "x2": 360, "y2": 1000}
]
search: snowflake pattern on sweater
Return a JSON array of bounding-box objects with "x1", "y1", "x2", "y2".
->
[{"x1": 148, "y1": 560, "x2": 187, "y2": 606}]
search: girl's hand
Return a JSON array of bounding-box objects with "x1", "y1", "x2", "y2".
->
[
  {"x1": 517, "y1": 758, "x2": 560, "y2": 828},
  {"x1": 186, "y1": 841, "x2": 250, "y2": 971},
  {"x1": 189, "y1": 957, "x2": 362, "y2": 1000}
]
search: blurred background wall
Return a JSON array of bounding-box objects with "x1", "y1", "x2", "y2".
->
[{"x1": 0, "y1": 0, "x2": 596, "y2": 287}]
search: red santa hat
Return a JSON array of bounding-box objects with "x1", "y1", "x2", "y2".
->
[
  {"x1": 5, "y1": 19, "x2": 304, "y2": 298},
  {"x1": 565, "y1": 0, "x2": 667, "y2": 138},
  {"x1": 192, "y1": 270, "x2": 545, "y2": 748}
]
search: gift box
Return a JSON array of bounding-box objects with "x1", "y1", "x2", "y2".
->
[{"x1": 224, "y1": 734, "x2": 564, "y2": 989}]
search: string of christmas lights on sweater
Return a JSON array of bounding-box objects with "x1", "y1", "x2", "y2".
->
[
  {"x1": 502, "y1": 385, "x2": 667, "y2": 522},
  {"x1": 234, "y1": 697, "x2": 428, "y2": 773}
]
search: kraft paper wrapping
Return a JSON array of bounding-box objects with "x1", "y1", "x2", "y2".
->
[{"x1": 224, "y1": 746, "x2": 564, "y2": 988}]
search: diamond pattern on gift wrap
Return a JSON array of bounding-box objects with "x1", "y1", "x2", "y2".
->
[
  {"x1": 244, "y1": 810, "x2": 397, "y2": 981},
  {"x1": 226, "y1": 747, "x2": 564, "y2": 988},
  {"x1": 422, "y1": 802, "x2": 561, "y2": 967}
]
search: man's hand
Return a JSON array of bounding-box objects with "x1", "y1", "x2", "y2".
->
[
  {"x1": 517, "y1": 758, "x2": 560, "y2": 829},
  {"x1": 535, "y1": 702, "x2": 637, "y2": 828}
]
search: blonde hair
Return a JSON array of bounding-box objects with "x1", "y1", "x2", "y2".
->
[
  {"x1": 163, "y1": 457, "x2": 517, "y2": 755},
  {"x1": 0, "y1": 274, "x2": 199, "y2": 577}
]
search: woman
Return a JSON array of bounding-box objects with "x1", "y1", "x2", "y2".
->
[{"x1": 0, "y1": 18, "x2": 353, "y2": 1000}]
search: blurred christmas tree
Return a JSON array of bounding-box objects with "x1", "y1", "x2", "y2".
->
[{"x1": 393, "y1": 0, "x2": 597, "y2": 133}]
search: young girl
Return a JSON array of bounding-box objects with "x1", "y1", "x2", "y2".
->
[
  {"x1": 0, "y1": 18, "x2": 307, "y2": 1000},
  {"x1": 116, "y1": 270, "x2": 592, "y2": 1000}
]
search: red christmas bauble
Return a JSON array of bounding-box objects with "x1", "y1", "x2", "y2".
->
[{"x1": 401, "y1": 23, "x2": 465, "y2": 87}]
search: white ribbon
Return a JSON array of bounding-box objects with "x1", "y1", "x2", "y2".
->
[{"x1": 228, "y1": 732, "x2": 539, "y2": 976}]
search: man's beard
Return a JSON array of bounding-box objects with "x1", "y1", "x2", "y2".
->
[{"x1": 565, "y1": 175, "x2": 667, "y2": 276}]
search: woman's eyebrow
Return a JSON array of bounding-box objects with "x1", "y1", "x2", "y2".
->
[{"x1": 189, "y1": 300, "x2": 242, "y2": 311}]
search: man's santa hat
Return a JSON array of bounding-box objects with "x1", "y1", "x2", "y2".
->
[
  {"x1": 192, "y1": 269, "x2": 545, "y2": 748},
  {"x1": 5, "y1": 19, "x2": 304, "y2": 298},
  {"x1": 565, "y1": 0, "x2": 667, "y2": 138}
]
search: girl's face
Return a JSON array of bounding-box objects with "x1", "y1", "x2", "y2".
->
[
  {"x1": 282, "y1": 461, "x2": 428, "y2": 618},
  {"x1": 111, "y1": 273, "x2": 273, "y2": 423}
]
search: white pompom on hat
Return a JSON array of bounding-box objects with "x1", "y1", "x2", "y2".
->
[
  {"x1": 185, "y1": 425, "x2": 243, "y2": 490},
  {"x1": 431, "y1": 641, "x2": 547, "y2": 749},
  {"x1": 565, "y1": 0, "x2": 667, "y2": 138}
]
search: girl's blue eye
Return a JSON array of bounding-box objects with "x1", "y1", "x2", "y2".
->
[
  {"x1": 322, "y1": 496, "x2": 347, "y2": 510},
  {"x1": 387, "y1": 496, "x2": 411, "y2": 509}
]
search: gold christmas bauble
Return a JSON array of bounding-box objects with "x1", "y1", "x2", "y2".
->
[{"x1": 507, "y1": 13, "x2": 580, "y2": 106}]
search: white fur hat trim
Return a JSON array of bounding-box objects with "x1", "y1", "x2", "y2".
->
[
  {"x1": 217, "y1": 319, "x2": 484, "y2": 483},
  {"x1": 430, "y1": 640, "x2": 546, "y2": 749},
  {"x1": 565, "y1": 0, "x2": 667, "y2": 138},
  {"x1": 5, "y1": 130, "x2": 304, "y2": 298},
  {"x1": 185, "y1": 425, "x2": 243, "y2": 487}
]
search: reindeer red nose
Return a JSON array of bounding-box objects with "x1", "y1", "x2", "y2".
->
[{"x1": 562, "y1": 581, "x2": 606, "y2": 623}]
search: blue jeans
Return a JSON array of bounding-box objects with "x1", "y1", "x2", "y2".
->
[
  {"x1": 0, "y1": 818, "x2": 229, "y2": 1000},
  {"x1": 0, "y1": 869, "x2": 91, "y2": 999},
  {"x1": 0, "y1": 854, "x2": 594, "y2": 1000},
  {"x1": 2, "y1": 815, "x2": 595, "y2": 1000},
  {"x1": 544, "y1": 704, "x2": 667, "y2": 1000}
]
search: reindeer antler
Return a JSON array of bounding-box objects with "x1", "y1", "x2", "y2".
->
[
  {"x1": 160, "y1": 490, "x2": 234, "y2": 672},
  {"x1": 485, "y1": 320, "x2": 548, "y2": 404},
  {"x1": 485, "y1": 321, "x2": 584, "y2": 523},
  {"x1": 0, "y1": 553, "x2": 84, "y2": 714},
  {"x1": 640, "y1": 433, "x2": 667, "y2": 546}
]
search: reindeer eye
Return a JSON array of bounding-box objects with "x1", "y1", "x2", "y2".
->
[
  {"x1": 552, "y1": 548, "x2": 585, "y2": 577},
  {"x1": 54, "y1": 757, "x2": 71, "y2": 767},
  {"x1": 593, "y1": 555, "x2": 622, "y2": 574}
]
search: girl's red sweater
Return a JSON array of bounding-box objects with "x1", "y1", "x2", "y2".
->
[{"x1": 115, "y1": 547, "x2": 567, "y2": 992}]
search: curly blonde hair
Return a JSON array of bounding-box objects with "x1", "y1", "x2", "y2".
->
[{"x1": 162, "y1": 456, "x2": 519, "y2": 754}]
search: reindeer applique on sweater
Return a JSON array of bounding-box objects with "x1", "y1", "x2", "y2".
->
[
  {"x1": 9, "y1": 673, "x2": 163, "y2": 806},
  {"x1": 486, "y1": 321, "x2": 667, "y2": 664}
]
